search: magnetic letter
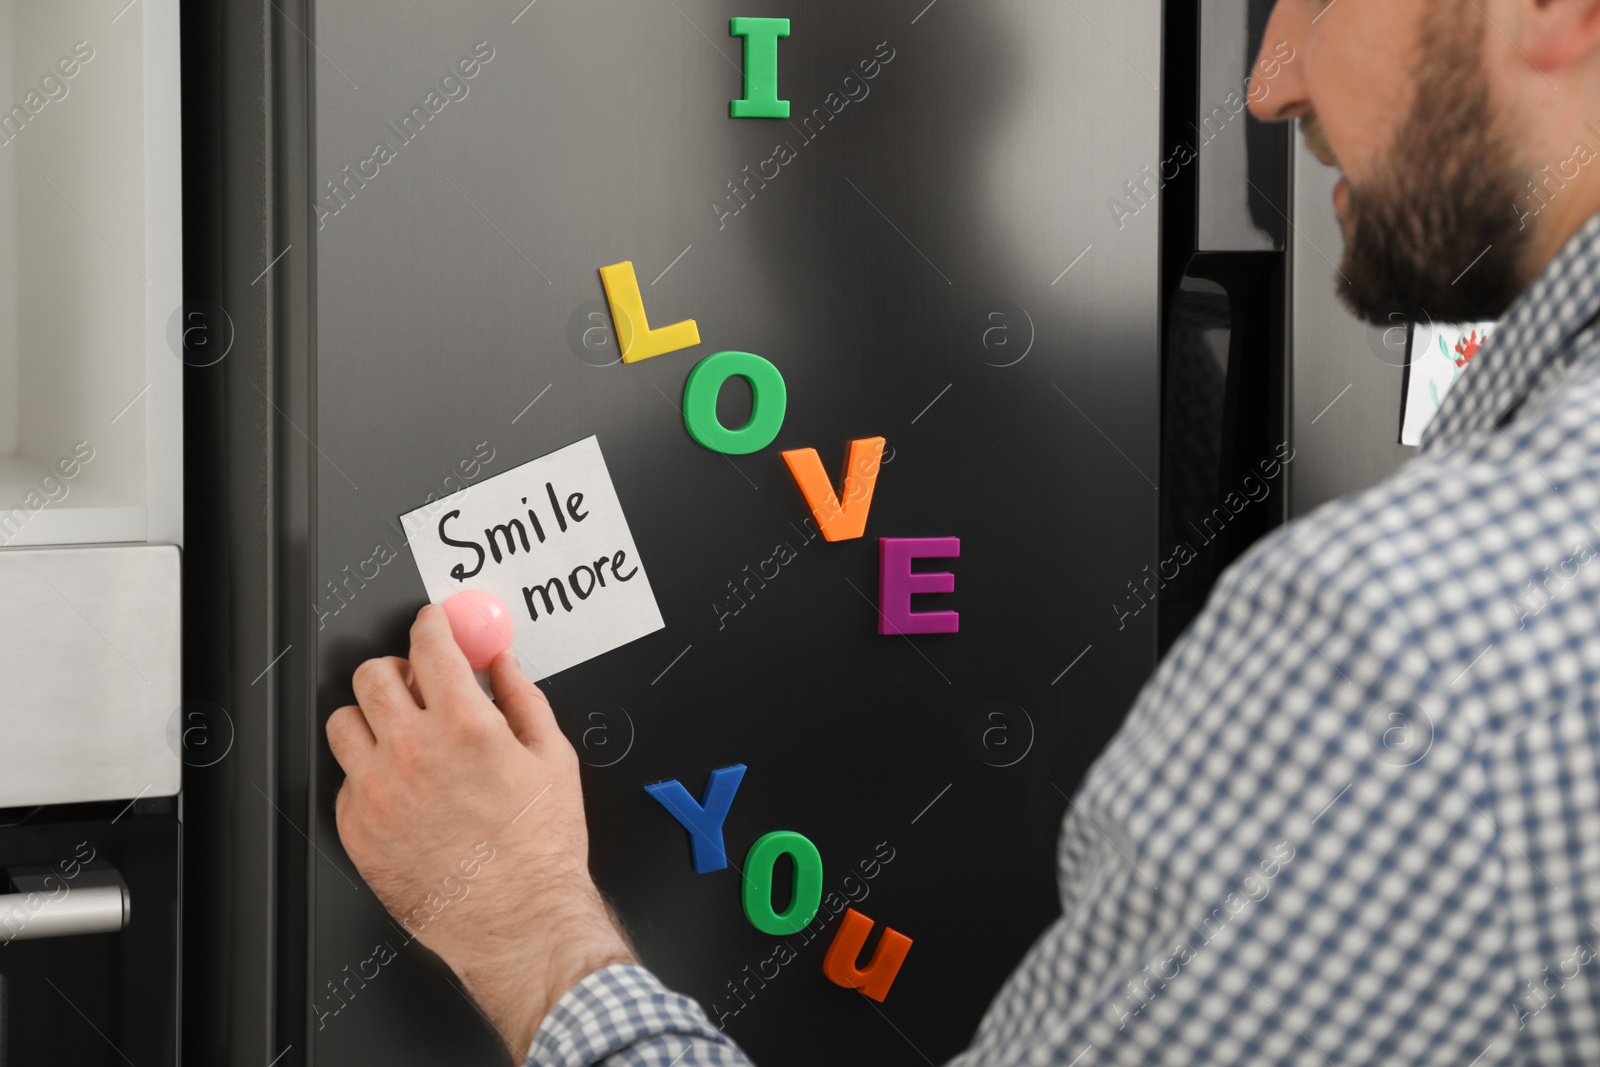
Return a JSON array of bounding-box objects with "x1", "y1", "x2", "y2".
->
[
  {"x1": 822, "y1": 908, "x2": 913, "y2": 1002},
  {"x1": 878, "y1": 537, "x2": 959, "y2": 634},
  {"x1": 644, "y1": 764, "x2": 747, "y2": 874},
  {"x1": 781, "y1": 437, "x2": 885, "y2": 542},
  {"x1": 682, "y1": 350, "x2": 788, "y2": 455},
  {"x1": 730, "y1": 17, "x2": 791, "y2": 119},
  {"x1": 598, "y1": 260, "x2": 702, "y2": 364},
  {"x1": 742, "y1": 830, "x2": 823, "y2": 935}
]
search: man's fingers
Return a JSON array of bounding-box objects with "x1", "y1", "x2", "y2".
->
[
  {"x1": 488, "y1": 649, "x2": 564, "y2": 752},
  {"x1": 352, "y1": 656, "x2": 423, "y2": 733},
  {"x1": 409, "y1": 603, "x2": 485, "y2": 713},
  {"x1": 399, "y1": 659, "x2": 424, "y2": 706},
  {"x1": 326, "y1": 704, "x2": 376, "y2": 775}
]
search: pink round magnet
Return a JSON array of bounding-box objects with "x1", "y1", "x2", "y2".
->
[{"x1": 442, "y1": 590, "x2": 515, "y2": 670}]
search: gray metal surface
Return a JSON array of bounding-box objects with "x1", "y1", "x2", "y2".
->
[
  {"x1": 1197, "y1": 0, "x2": 1284, "y2": 252},
  {"x1": 178, "y1": 0, "x2": 318, "y2": 1059},
  {"x1": 0, "y1": 543, "x2": 179, "y2": 807},
  {"x1": 307, "y1": 2, "x2": 1162, "y2": 1063},
  {"x1": 4, "y1": 870, "x2": 130, "y2": 941},
  {"x1": 1288, "y1": 132, "x2": 1415, "y2": 517}
]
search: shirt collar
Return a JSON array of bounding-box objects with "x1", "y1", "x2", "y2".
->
[{"x1": 1420, "y1": 210, "x2": 1600, "y2": 455}]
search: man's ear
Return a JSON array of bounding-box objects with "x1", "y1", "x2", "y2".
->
[{"x1": 1513, "y1": 0, "x2": 1600, "y2": 72}]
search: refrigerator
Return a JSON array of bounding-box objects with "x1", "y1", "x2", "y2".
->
[{"x1": 304, "y1": 3, "x2": 1163, "y2": 1061}]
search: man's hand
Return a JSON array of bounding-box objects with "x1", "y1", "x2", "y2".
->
[{"x1": 326, "y1": 604, "x2": 636, "y2": 1060}]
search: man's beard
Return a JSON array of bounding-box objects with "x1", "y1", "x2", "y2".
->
[{"x1": 1325, "y1": 8, "x2": 1531, "y2": 326}]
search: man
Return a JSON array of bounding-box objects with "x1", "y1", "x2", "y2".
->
[{"x1": 327, "y1": 0, "x2": 1600, "y2": 1061}]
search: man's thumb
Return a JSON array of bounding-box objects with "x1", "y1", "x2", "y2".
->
[{"x1": 488, "y1": 650, "x2": 562, "y2": 752}]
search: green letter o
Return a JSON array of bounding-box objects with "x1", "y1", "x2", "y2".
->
[
  {"x1": 741, "y1": 830, "x2": 823, "y2": 935},
  {"x1": 682, "y1": 350, "x2": 788, "y2": 455}
]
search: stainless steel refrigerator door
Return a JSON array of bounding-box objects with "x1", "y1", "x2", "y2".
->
[{"x1": 307, "y1": 3, "x2": 1162, "y2": 1063}]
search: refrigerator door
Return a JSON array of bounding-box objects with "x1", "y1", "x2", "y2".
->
[
  {"x1": 1195, "y1": 0, "x2": 1286, "y2": 254},
  {"x1": 1158, "y1": 0, "x2": 1291, "y2": 651},
  {"x1": 0, "y1": 809, "x2": 180, "y2": 1066},
  {"x1": 303, "y1": 2, "x2": 1162, "y2": 1064}
]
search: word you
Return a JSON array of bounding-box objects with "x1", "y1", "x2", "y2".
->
[
  {"x1": 316, "y1": 441, "x2": 496, "y2": 629},
  {"x1": 315, "y1": 840, "x2": 495, "y2": 1029},
  {"x1": 1109, "y1": 40, "x2": 1295, "y2": 230},
  {"x1": 315, "y1": 41, "x2": 496, "y2": 228},
  {"x1": 647, "y1": 765, "x2": 913, "y2": 1003},
  {"x1": 1515, "y1": 122, "x2": 1600, "y2": 231},
  {"x1": 0, "y1": 840, "x2": 97, "y2": 944},
  {"x1": 1114, "y1": 442, "x2": 1295, "y2": 631},
  {"x1": 1103, "y1": 839, "x2": 1296, "y2": 1033},
  {"x1": 0, "y1": 440, "x2": 97, "y2": 547},
  {"x1": 0, "y1": 40, "x2": 95, "y2": 147},
  {"x1": 1506, "y1": 536, "x2": 1599, "y2": 631},
  {"x1": 713, "y1": 35, "x2": 898, "y2": 230},
  {"x1": 710, "y1": 841, "x2": 897, "y2": 1028}
]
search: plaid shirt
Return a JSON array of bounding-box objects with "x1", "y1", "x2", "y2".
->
[{"x1": 527, "y1": 212, "x2": 1600, "y2": 1067}]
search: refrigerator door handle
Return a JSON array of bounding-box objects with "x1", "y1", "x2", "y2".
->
[{"x1": 0, "y1": 870, "x2": 130, "y2": 942}]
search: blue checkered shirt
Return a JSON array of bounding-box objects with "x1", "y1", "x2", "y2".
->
[{"x1": 526, "y1": 212, "x2": 1600, "y2": 1066}]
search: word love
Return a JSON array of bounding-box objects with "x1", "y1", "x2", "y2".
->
[
  {"x1": 595, "y1": 266, "x2": 960, "y2": 634},
  {"x1": 646, "y1": 764, "x2": 913, "y2": 1002}
]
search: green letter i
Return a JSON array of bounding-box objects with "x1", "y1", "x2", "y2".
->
[{"x1": 730, "y1": 17, "x2": 791, "y2": 119}]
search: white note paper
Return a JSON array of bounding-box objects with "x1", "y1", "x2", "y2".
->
[{"x1": 400, "y1": 435, "x2": 665, "y2": 680}]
